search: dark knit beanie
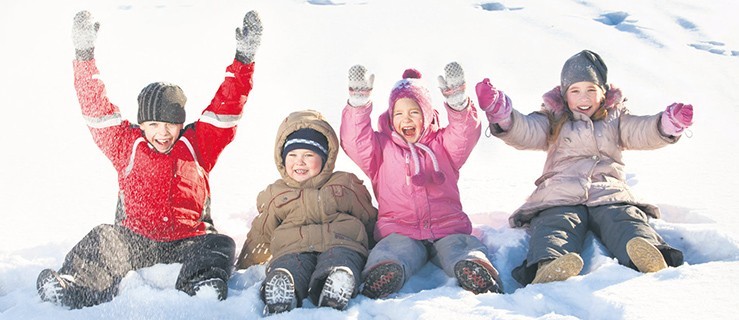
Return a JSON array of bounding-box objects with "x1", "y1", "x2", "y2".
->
[
  {"x1": 137, "y1": 82, "x2": 187, "y2": 124},
  {"x1": 282, "y1": 128, "x2": 329, "y2": 164},
  {"x1": 560, "y1": 50, "x2": 608, "y2": 95}
]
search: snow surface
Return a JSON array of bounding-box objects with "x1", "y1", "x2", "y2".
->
[{"x1": 1, "y1": 0, "x2": 739, "y2": 319}]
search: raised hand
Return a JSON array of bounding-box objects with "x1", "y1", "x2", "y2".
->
[
  {"x1": 347, "y1": 65, "x2": 374, "y2": 107},
  {"x1": 475, "y1": 78, "x2": 512, "y2": 125},
  {"x1": 235, "y1": 10, "x2": 263, "y2": 64},
  {"x1": 437, "y1": 62, "x2": 469, "y2": 111},
  {"x1": 661, "y1": 102, "x2": 694, "y2": 136},
  {"x1": 72, "y1": 10, "x2": 100, "y2": 60}
]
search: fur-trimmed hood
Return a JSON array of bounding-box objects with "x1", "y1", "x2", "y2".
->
[{"x1": 273, "y1": 110, "x2": 339, "y2": 188}]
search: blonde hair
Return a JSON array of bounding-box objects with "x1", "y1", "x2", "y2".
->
[{"x1": 547, "y1": 94, "x2": 608, "y2": 144}]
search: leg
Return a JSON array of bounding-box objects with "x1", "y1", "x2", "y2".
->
[
  {"x1": 44, "y1": 224, "x2": 152, "y2": 308},
  {"x1": 309, "y1": 247, "x2": 365, "y2": 309},
  {"x1": 172, "y1": 233, "x2": 235, "y2": 299},
  {"x1": 430, "y1": 234, "x2": 502, "y2": 293},
  {"x1": 589, "y1": 204, "x2": 683, "y2": 272},
  {"x1": 512, "y1": 206, "x2": 589, "y2": 285},
  {"x1": 262, "y1": 252, "x2": 317, "y2": 312},
  {"x1": 361, "y1": 233, "x2": 427, "y2": 298}
]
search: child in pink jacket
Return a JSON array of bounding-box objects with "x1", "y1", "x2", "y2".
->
[{"x1": 340, "y1": 63, "x2": 502, "y2": 298}]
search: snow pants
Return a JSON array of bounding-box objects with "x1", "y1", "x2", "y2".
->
[
  {"x1": 57, "y1": 224, "x2": 235, "y2": 308},
  {"x1": 261, "y1": 247, "x2": 365, "y2": 307},
  {"x1": 363, "y1": 233, "x2": 491, "y2": 285},
  {"x1": 512, "y1": 204, "x2": 684, "y2": 285}
]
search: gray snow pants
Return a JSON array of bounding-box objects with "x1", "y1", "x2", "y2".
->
[
  {"x1": 363, "y1": 233, "x2": 491, "y2": 286},
  {"x1": 262, "y1": 247, "x2": 365, "y2": 307},
  {"x1": 58, "y1": 224, "x2": 235, "y2": 308},
  {"x1": 512, "y1": 204, "x2": 684, "y2": 285}
]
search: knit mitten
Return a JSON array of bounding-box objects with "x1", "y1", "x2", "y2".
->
[
  {"x1": 235, "y1": 10, "x2": 263, "y2": 64},
  {"x1": 438, "y1": 62, "x2": 469, "y2": 111},
  {"x1": 72, "y1": 11, "x2": 99, "y2": 61},
  {"x1": 660, "y1": 102, "x2": 694, "y2": 136},
  {"x1": 348, "y1": 65, "x2": 374, "y2": 107}
]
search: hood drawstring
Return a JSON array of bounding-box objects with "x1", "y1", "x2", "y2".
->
[{"x1": 407, "y1": 141, "x2": 446, "y2": 186}]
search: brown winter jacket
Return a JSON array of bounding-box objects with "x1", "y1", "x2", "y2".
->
[
  {"x1": 492, "y1": 85, "x2": 679, "y2": 228},
  {"x1": 236, "y1": 110, "x2": 377, "y2": 270}
]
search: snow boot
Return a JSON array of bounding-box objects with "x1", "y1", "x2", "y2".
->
[
  {"x1": 193, "y1": 278, "x2": 228, "y2": 300},
  {"x1": 263, "y1": 268, "x2": 297, "y2": 315},
  {"x1": 626, "y1": 237, "x2": 668, "y2": 273},
  {"x1": 531, "y1": 252, "x2": 583, "y2": 284},
  {"x1": 36, "y1": 269, "x2": 74, "y2": 307},
  {"x1": 454, "y1": 259, "x2": 503, "y2": 294},
  {"x1": 361, "y1": 262, "x2": 404, "y2": 299},
  {"x1": 318, "y1": 266, "x2": 355, "y2": 310}
]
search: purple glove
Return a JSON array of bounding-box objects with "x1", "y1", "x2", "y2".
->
[
  {"x1": 661, "y1": 103, "x2": 694, "y2": 136},
  {"x1": 475, "y1": 78, "x2": 512, "y2": 128}
]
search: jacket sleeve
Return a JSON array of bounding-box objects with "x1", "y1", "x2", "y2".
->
[
  {"x1": 491, "y1": 108, "x2": 551, "y2": 151},
  {"x1": 73, "y1": 59, "x2": 140, "y2": 172},
  {"x1": 193, "y1": 60, "x2": 256, "y2": 172},
  {"x1": 236, "y1": 186, "x2": 278, "y2": 270},
  {"x1": 340, "y1": 103, "x2": 383, "y2": 179},
  {"x1": 619, "y1": 110, "x2": 678, "y2": 150},
  {"x1": 440, "y1": 102, "x2": 482, "y2": 169},
  {"x1": 344, "y1": 173, "x2": 378, "y2": 248}
]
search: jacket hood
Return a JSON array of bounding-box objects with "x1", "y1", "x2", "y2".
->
[
  {"x1": 541, "y1": 83, "x2": 625, "y2": 117},
  {"x1": 274, "y1": 110, "x2": 339, "y2": 188}
]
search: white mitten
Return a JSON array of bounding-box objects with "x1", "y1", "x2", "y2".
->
[
  {"x1": 72, "y1": 11, "x2": 99, "y2": 60},
  {"x1": 438, "y1": 62, "x2": 469, "y2": 111},
  {"x1": 348, "y1": 65, "x2": 374, "y2": 107},
  {"x1": 235, "y1": 10, "x2": 263, "y2": 64}
]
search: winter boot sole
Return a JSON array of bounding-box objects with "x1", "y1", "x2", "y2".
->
[
  {"x1": 318, "y1": 266, "x2": 355, "y2": 310},
  {"x1": 532, "y1": 252, "x2": 584, "y2": 284},
  {"x1": 627, "y1": 237, "x2": 668, "y2": 273},
  {"x1": 454, "y1": 260, "x2": 502, "y2": 294},
  {"x1": 36, "y1": 269, "x2": 67, "y2": 306},
  {"x1": 263, "y1": 268, "x2": 297, "y2": 315},
  {"x1": 193, "y1": 278, "x2": 228, "y2": 301},
  {"x1": 361, "y1": 262, "x2": 404, "y2": 299}
]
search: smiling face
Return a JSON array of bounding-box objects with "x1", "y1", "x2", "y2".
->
[
  {"x1": 392, "y1": 98, "x2": 424, "y2": 143},
  {"x1": 564, "y1": 81, "x2": 606, "y2": 118},
  {"x1": 284, "y1": 148, "x2": 323, "y2": 182},
  {"x1": 141, "y1": 121, "x2": 183, "y2": 153}
]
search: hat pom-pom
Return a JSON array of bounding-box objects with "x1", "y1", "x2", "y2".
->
[{"x1": 402, "y1": 68, "x2": 422, "y2": 79}]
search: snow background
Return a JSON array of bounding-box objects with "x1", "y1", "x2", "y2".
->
[{"x1": 1, "y1": 0, "x2": 739, "y2": 319}]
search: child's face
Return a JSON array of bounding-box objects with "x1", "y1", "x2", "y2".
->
[
  {"x1": 141, "y1": 121, "x2": 183, "y2": 153},
  {"x1": 565, "y1": 81, "x2": 605, "y2": 118},
  {"x1": 392, "y1": 98, "x2": 424, "y2": 143},
  {"x1": 284, "y1": 148, "x2": 323, "y2": 182}
]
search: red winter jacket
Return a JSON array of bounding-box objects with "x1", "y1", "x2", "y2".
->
[{"x1": 73, "y1": 58, "x2": 254, "y2": 241}]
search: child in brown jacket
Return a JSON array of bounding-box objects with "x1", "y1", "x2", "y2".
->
[{"x1": 236, "y1": 110, "x2": 377, "y2": 315}]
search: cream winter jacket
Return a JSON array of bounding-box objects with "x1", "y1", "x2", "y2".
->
[{"x1": 493, "y1": 85, "x2": 679, "y2": 228}]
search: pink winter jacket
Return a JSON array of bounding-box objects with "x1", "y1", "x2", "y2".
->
[
  {"x1": 340, "y1": 101, "x2": 481, "y2": 241},
  {"x1": 491, "y1": 85, "x2": 679, "y2": 228}
]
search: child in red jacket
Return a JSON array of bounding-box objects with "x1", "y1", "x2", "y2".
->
[{"x1": 35, "y1": 10, "x2": 262, "y2": 309}]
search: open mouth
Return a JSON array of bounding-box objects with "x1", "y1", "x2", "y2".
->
[
  {"x1": 294, "y1": 169, "x2": 308, "y2": 175},
  {"x1": 402, "y1": 126, "x2": 416, "y2": 137}
]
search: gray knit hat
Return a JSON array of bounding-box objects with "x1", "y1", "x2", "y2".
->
[
  {"x1": 137, "y1": 82, "x2": 187, "y2": 124},
  {"x1": 560, "y1": 50, "x2": 608, "y2": 95}
]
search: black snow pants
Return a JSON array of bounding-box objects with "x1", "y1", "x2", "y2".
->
[{"x1": 58, "y1": 224, "x2": 235, "y2": 308}]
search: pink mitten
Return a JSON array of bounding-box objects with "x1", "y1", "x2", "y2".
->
[
  {"x1": 661, "y1": 103, "x2": 694, "y2": 136},
  {"x1": 475, "y1": 78, "x2": 512, "y2": 127}
]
